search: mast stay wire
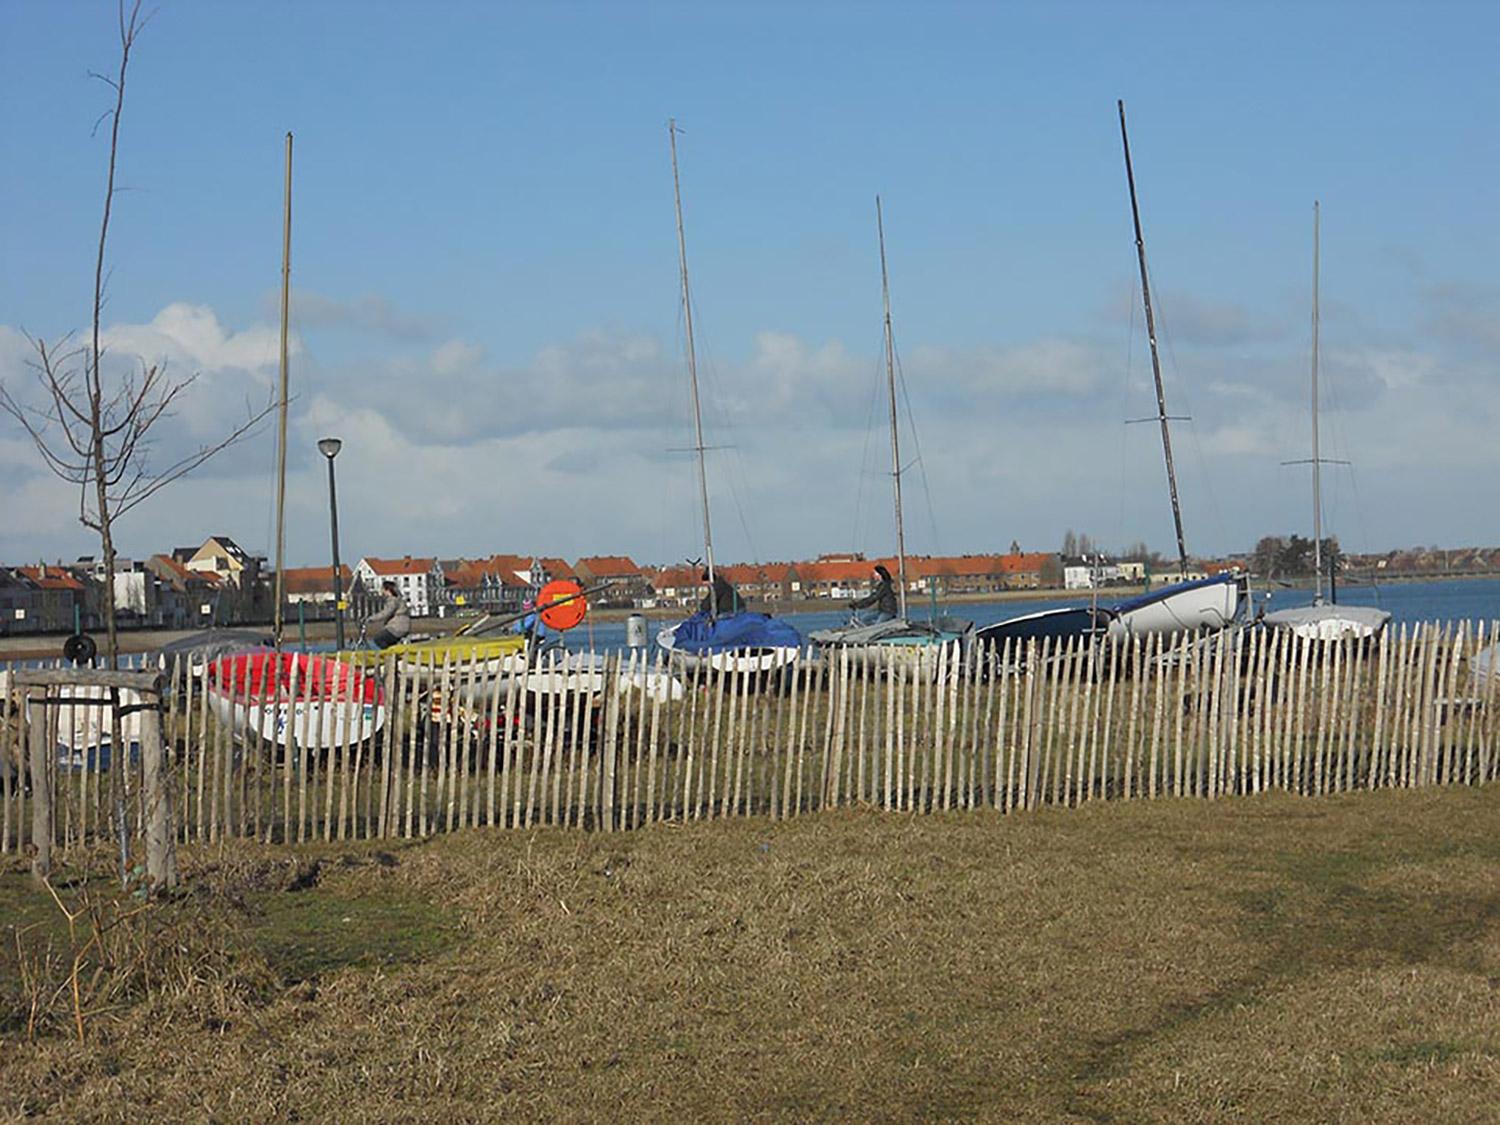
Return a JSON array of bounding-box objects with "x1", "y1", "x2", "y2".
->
[
  {"x1": 266, "y1": 294, "x2": 314, "y2": 569},
  {"x1": 850, "y1": 344, "x2": 885, "y2": 555},
  {"x1": 1318, "y1": 314, "x2": 1384, "y2": 603},
  {"x1": 683, "y1": 287, "x2": 763, "y2": 566},
  {"x1": 1112, "y1": 276, "x2": 1141, "y2": 560},
  {"x1": 891, "y1": 341, "x2": 942, "y2": 558},
  {"x1": 1143, "y1": 257, "x2": 1233, "y2": 562}
]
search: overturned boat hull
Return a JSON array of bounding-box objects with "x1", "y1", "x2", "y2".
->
[
  {"x1": 1107, "y1": 573, "x2": 1248, "y2": 640},
  {"x1": 975, "y1": 606, "x2": 1113, "y2": 648},
  {"x1": 206, "y1": 652, "x2": 386, "y2": 750}
]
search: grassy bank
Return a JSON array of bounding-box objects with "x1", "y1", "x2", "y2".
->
[{"x1": 3, "y1": 787, "x2": 1498, "y2": 1120}]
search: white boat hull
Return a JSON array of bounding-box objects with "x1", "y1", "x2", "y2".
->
[
  {"x1": 1107, "y1": 576, "x2": 1246, "y2": 640},
  {"x1": 207, "y1": 691, "x2": 386, "y2": 750},
  {"x1": 1262, "y1": 604, "x2": 1392, "y2": 641},
  {"x1": 469, "y1": 651, "x2": 687, "y2": 703},
  {"x1": 656, "y1": 626, "x2": 801, "y2": 676},
  {"x1": 1, "y1": 674, "x2": 146, "y2": 765},
  {"x1": 204, "y1": 653, "x2": 387, "y2": 750}
]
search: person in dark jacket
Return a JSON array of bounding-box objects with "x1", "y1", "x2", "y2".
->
[
  {"x1": 698, "y1": 569, "x2": 742, "y2": 617},
  {"x1": 363, "y1": 581, "x2": 411, "y2": 648},
  {"x1": 850, "y1": 564, "x2": 898, "y2": 625}
]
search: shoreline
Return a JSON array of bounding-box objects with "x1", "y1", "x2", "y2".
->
[{"x1": 0, "y1": 571, "x2": 1491, "y2": 661}]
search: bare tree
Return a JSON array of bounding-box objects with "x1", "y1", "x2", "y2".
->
[{"x1": 0, "y1": 2, "x2": 270, "y2": 667}]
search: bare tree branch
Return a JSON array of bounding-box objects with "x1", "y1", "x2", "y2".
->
[{"x1": 0, "y1": 0, "x2": 270, "y2": 672}]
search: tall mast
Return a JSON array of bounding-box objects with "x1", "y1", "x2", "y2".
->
[
  {"x1": 1310, "y1": 200, "x2": 1323, "y2": 604},
  {"x1": 669, "y1": 119, "x2": 715, "y2": 591},
  {"x1": 273, "y1": 131, "x2": 292, "y2": 650},
  {"x1": 1118, "y1": 100, "x2": 1189, "y2": 578},
  {"x1": 875, "y1": 196, "x2": 908, "y2": 619}
]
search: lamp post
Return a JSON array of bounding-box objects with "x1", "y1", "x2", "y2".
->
[{"x1": 317, "y1": 437, "x2": 346, "y2": 650}]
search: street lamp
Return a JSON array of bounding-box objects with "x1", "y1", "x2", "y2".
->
[{"x1": 317, "y1": 437, "x2": 346, "y2": 650}]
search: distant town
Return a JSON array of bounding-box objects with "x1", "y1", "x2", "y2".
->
[{"x1": 3, "y1": 533, "x2": 1497, "y2": 638}]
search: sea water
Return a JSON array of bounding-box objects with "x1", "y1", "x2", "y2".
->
[{"x1": 561, "y1": 576, "x2": 1500, "y2": 656}]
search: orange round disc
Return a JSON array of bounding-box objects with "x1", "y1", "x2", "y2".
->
[{"x1": 537, "y1": 579, "x2": 588, "y2": 631}]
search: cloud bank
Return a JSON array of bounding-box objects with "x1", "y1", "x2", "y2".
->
[{"x1": 2, "y1": 286, "x2": 1495, "y2": 571}]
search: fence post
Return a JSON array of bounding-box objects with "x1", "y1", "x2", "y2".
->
[
  {"x1": 139, "y1": 689, "x2": 177, "y2": 894},
  {"x1": 28, "y1": 691, "x2": 52, "y2": 883}
]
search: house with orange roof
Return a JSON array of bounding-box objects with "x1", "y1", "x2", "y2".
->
[
  {"x1": 0, "y1": 569, "x2": 40, "y2": 634},
  {"x1": 995, "y1": 552, "x2": 1056, "y2": 589},
  {"x1": 280, "y1": 565, "x2": 353, "y2": 611},
  {"x1": 354, "y1": 556, "x2": 445, "y2": 618},
  {"x1": 440, "y1": 555, "x2": 534, "y2": 616},
  {"x1": 574, "y1": 556, "x2": 650, "y2": 607},
  {"x1": 4, "y1": 564, "x2": 92, "y2": 633},
  {"x1": 147, "y1": 554, "x2": 230, "y2": 627},
  {"x1": 649, "y1": 565, "x2": 702, "y2": 609},
  {"x1": 795, "y1": 559, "x2": 878, "y2": 600},
  {"x1": 528, "y1": 557, "x2": 578, "y2": 584},
  {"x1": 649, "y1": 561, "x2": 803, "y2": 608}
]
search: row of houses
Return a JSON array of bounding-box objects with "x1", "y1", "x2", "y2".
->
[
  {"x1": 0, "y1": 536, "x2": 267, "y2": 636},
  {"x1": 282, "y1": 549, "x2": 1247, "y2": 618},
  {"x1": 0, "y1": 535, "x2": 1226, "y2": 635},
  {"x1": 640, "y1": 552, "x2": 1063, "y2": 609},
  {"x1": 25, "y1": 530, "x2": 1479, "y2": 637},
  {"x1": 1345, "y1": 548, "x2": 1500, "y2": 575}
]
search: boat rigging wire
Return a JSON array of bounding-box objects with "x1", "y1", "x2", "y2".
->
[
  {"x1": 850, "y1": 345, "x2": 885, "y2": 555},
  {"x1": 892, "y1": 342, "x2": 942, "y2": 556}
]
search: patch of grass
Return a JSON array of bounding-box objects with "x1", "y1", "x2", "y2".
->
[
  {"x1": 0, "y1": 786, "x2": 1495, "y2": 1121},
  {"x1": 1374, "y1": 1039, "x2": 1468, "y2": 1066},
  {"x1": 249, "y1": 886, "x2": 455, "y2": 982}
]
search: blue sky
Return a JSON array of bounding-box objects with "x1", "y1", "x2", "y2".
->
[{"x1": 2, "y1": 0, "x2": 1497, "y2": 569}]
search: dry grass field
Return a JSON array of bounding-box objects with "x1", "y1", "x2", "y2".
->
[{"x1": 3, "y1": 786, "x2": 1498, "y2": 1121}]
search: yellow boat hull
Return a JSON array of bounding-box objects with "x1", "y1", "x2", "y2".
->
[{"x1": 340, "y1": 634, "x2": 527, "y2": 678}]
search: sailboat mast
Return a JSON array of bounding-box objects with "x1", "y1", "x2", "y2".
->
[
  {"x1": 1117, "y1": 100, "x2": 1189, "y2": 577},
  {"x1": 1310, "y1": 200, "x2": 1324, "y2": 604},
  {"x1": 875, "y1": 197, "x2": 908, "y2": 619},
  {"x1": 273, "y1": 131, "x2": 292, "y2": 650},
  {"x1": 669, "y1": 119, "x2": 715, "y2": 588}
]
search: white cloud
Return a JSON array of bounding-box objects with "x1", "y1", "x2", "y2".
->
[
  {"x1": 431, "y1": 338, "x2": 484, "y2": 375},
  {"x1": 105, "y1": 303, "x2": 285, "y2": 374},
  {"x1": 3, "y1": 293, "x2": 1498, "y2": 567}
]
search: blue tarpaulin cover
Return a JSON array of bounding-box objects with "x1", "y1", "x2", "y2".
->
[{"x1": 666, "y1": 612, "x2": 802, "y2": 654}]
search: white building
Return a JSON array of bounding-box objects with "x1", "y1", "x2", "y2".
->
[
  {"x1": 1063, "y1": 559, "x2": 1124, "y2": 590},
  {"x1": 354, "y1": 556, "x2": 444, "y2": 618}
]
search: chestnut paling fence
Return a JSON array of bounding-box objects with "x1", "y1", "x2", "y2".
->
[{"x1": 3, "y1": 621, "x2": 1498, "y2": 858}]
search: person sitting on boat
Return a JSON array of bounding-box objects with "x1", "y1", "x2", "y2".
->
[
  {"x1": 512, "y1": 597, "x2": 551, "y2": 649},
  {"x1": 364, "y1": 581, "x2": 411, "y2": 648},
  {"x1": 699, "y1": 569, "x2": 742, "y2": 617},
  {"x1": 850, "y1": 564, "x2": 897, "y2": 625}
]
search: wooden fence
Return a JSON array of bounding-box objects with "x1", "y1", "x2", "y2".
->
[{"x1": 3, "y1": 621, "x2": 1497, "y2": 858}]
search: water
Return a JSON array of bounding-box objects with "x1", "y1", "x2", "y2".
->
[{"x1": 562, "y1": 577, "x2": 1500, "y2": 655}]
